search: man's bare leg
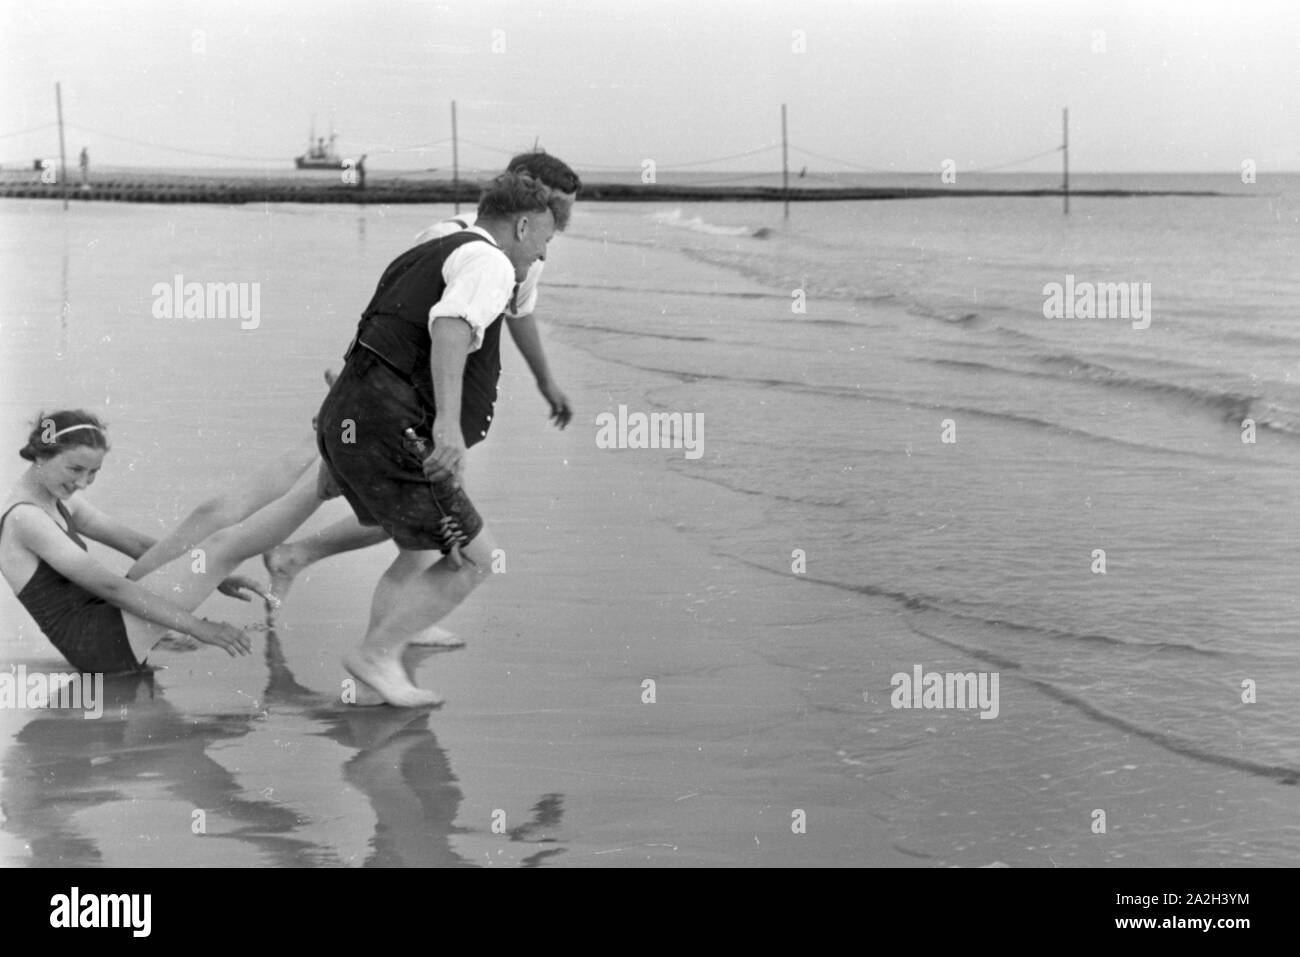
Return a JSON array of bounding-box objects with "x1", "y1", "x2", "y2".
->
[
  {"x1": 343, "y1": 527, "x2": 497, "y2": 707},
  {"x1": 265, "y1": 515, "x2": 464, "y2": 647},
  {"x1": 263, "y1": 515, "x2": 389, "y2": 604}
]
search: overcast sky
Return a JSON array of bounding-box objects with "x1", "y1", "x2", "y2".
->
[{"x1": 3, "y1": 0, "x2": 1297, "y2": 174}]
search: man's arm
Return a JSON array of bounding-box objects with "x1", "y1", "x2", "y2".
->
[
  {"x1": 426, "y1": 316, "x2": 473, "y2": 485},
  {"x1": 505, "y1": 313, "x2": 572, "y2": 428},
  {"x1": 67, "y1": 497, "x2": 266, "y2": 602},
  {"x1": 423, "y1": 239, "x2": 515, "y2": 480},
  {"x1": 504, "y1": 312, "x2": 554, "y2": 386}
]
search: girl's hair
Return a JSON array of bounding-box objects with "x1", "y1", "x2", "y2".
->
[{"x1": 19, "y1": 409, "x2": 110, "y2": 462}]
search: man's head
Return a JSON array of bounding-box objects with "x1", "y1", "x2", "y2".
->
[
  {"x1": 505, "y1": 152, "x2": 580, "y2": 230},
  {"x1": 476, "y1": 171, "x2": 560, "y2": 280}
]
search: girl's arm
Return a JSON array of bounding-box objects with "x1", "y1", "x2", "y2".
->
[
  {"x1": 66, "y1": 496, "x2": 156, "y2": 559},
  {"x1": 68, "y1": 496, "x2": 265, "y2": 603},
  {"x1": 8, "y1": 508, "x2": 250, "y2": 656}
]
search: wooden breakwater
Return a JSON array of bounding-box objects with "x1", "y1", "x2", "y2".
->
[{"x1": 0, "y1": 176, "x2": 1224, "y2": 205}]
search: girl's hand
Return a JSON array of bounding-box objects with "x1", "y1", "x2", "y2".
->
[{"x1": 194, "y1": 620, "x2": 252, "y2": 656}]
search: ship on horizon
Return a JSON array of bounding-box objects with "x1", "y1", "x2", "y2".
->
[{"x1": 295, "y1": 118, "x2": 346, "y2": 170}]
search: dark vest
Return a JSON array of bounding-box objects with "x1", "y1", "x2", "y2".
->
[{"x1": 353, "y1": 231, "x2": 507, "y2": 447}]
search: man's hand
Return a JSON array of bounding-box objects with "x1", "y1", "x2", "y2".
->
[
  {"x1": 217, "y1": 575, "x2": 270, "y2": 603},
  {"x1": 539, "y1": 379, "x2": 572, "y2": 429},
  {"x1": 423, "y1": 425, "x2": 468, "y2": 487}
]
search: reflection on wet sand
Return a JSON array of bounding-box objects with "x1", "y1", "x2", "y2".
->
[{"x1": 1, "y1": 634, "x2": 565, "y2": 867}]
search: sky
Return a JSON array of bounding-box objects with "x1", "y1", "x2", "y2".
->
[{"x1": 2, "y1": 0, "x2": 1297, "y2": 175}]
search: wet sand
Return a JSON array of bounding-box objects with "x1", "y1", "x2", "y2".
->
[
  {"x1": 2, "y1": 201, "x2": 1293, "y2": 867},
  {"x1": 0, "y1": 338, "x2": 920, "y2": 867},
  {"x1": 0, "y1": 223, "x2": 914, "y2": 867}
]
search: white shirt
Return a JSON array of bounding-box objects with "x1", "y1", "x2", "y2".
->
[
  {"x1": 427, "y1": 225, "x2": 514, "y2": 353},
  {"x1": 415, "y1": 210, "x2": 544, "y2": 318}
]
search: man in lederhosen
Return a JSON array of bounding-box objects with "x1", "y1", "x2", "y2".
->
[{"x1": 316, "y1": 170, "x2": 562, "y2": 707}]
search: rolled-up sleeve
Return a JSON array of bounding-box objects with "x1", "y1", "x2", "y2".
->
[{"x1": 429, "y1": 242, "x2": 515, "y2": 352}]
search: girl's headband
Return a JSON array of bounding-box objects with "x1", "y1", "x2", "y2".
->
[{"x1": 50, "y1": 424, "x2": 104, "y2": 440}]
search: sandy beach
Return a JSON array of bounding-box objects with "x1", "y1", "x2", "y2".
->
[
  {"x1": 0, "y1": 211, "x2": 917, "y2": 866},
  {"x1": 2, "y1": 190, "x2": 1297, "y2": 867}
]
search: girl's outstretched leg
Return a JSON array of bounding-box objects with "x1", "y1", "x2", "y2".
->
[
  {"x1": 128, "y1": 438, "x2": 319, "y2": 580},
  {"x1": 121, "y1": 470, "x2": 324, "y2": 661}
]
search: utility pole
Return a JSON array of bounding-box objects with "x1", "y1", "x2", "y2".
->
[
  {"x1": 56, "y1": 82, "x2": 69, "y2": 210},
  {"x1": 451, "y1": 100, "x2": 460, "y2": 214},
  {"x1": 1063, "y1": 107, "x2": 1069, "y2": 216},
  {"x1": 781, "y1": 103, "x2": 790, "y2": 220}
]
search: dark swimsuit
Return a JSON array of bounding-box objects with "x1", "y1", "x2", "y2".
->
[{"x1": 0, "y1": 501, "x2": 146, "y2": 674}]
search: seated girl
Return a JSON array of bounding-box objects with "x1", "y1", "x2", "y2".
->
[{"x1": 0, "y1": 409, "x2": 322, "y2": 674}]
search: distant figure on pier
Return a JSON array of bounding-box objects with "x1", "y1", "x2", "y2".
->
[
  {"x1": 79, "y1": 148, "x2": 89, "y2": 185},
  {"x1": 356, "y1": 154, "x2": 366, "y2": 191}
]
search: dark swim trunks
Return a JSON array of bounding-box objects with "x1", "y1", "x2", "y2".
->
[
  {"x1": 0, "y1": 502, "x2": 147, "y2": 675},
  {"x1": 315, "y1": 346, "x2": 485, "y2": 553}
]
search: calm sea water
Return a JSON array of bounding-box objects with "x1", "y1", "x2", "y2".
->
[
  {"x1": 1, "y1": 173, "x2": 1296, "y2": 864},
  {"x1": 549, "y1": 177, "x2": 1300, "y2": 821}
]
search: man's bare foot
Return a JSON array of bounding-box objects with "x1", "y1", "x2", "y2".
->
[
  {"x1": 407, "y1": 625, "x2": 464, "y2": 648},
  {"x1": 346, "y1": 645, "x2": 440, "y2": 706},
  {"x1": 347, "y1": 680, "x2": 389, "y2": 707},
  {"x1": 343, "y1": 648, "x2": 443, "y2": 708}
]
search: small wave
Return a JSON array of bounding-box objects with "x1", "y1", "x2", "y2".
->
[
  {"x1": 732, "y1": 557, "x2": 1221, "y2": 659},
  {"x1": 1033, "y1": 354, "x2": 1258, "y2": 425},
  {"x1": 729, "y1": 557, "x2": 1298, "y2": 784},
  {"x1": 648, "y1": 208, "x2": 756, "y2": 237},
  {"x1": 545, "y1": 280, "x2": 781, "y2": 301},
  {"x1": 925, "y1": 354, "x2": 1300, "y2": 443},
  {"x1": 561, "y1": 322, "x2": 714, "y2": 344},
  {"x1": 576, "y1": 350, "x2": 1218, "y2": 459},
  {"x1": 941, "y1": 402, "x2": 1198, "y2": 457},
  {"x1": 904, "y1": 303, "x2": 987, "y2": 328},
  {"x1": 1257, "y1": 415, "x2": 1300, "y2": 438},
  {"x1": 902, "y1": 619, "x2": 1298, "y2": 785},
  {"x1": 1228, "y1": 329, "x2": 1300, "y2": 349}
]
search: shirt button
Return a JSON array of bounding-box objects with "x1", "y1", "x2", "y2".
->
[
  {"x1": 486, "y1": 414, "x2": 492, "y2": 421},
  {"x1": 480, "y1": 430, "x2": 487, "y2": 437}
]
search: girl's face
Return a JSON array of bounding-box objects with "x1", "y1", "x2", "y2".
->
[{"x1": 36, "y1": 446, "x2": 106, "y2": 500}]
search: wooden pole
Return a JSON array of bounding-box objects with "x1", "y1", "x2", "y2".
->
[
  {"x1": 1063, "y1": 107, "x2": 1069, "y2": 216},
  {"x1": 781, "y1": 103, "x2": 790, "y2": 220},
  {"x1": 451, "y1": 100, "x2": 460, "y2": 214},
  {"x1": 56, "y1": 82, "x2": 68, "y2": 210}
]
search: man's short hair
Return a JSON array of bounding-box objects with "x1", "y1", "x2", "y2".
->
[
  {"x1": 476, "y1": 170, "x2": 556, "y2": 223},
  {"x1": 506, "y1": 151, "x2": 581, "y2": 196}
]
